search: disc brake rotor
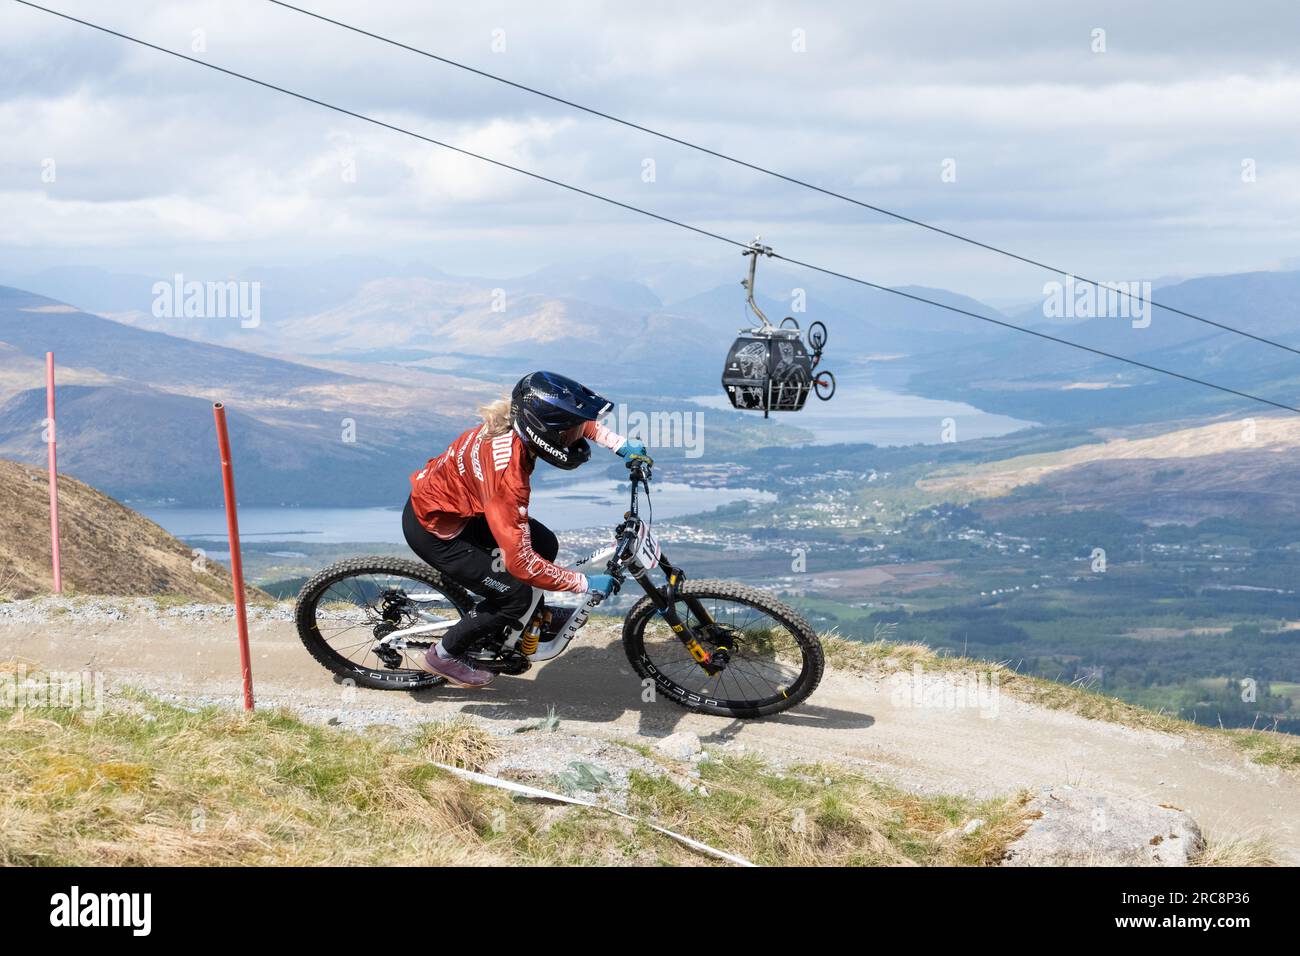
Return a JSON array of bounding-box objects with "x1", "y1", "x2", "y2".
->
[{"x1": 696, "y1": 622, "x2": 746, "y2": 667}]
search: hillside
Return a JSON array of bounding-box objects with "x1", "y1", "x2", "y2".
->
[
  {"x1": 0, "y1": 285, "x2": 480, "y2": 506},
  {"x1": 0, "y1": 458, "x2": 256, "y2": 602},
  {"x1": 0, "y1": 605, "x2": 1291, "y2": 865},
  {"x1": 0, "y1": 383, "x2": 438, "y2": 508},
  {"x1": 917, "y1": 414, "x2": 1300, "y2": 522},
  {"x1": 905, "y1": 270, "x2": 1300, "y2": 426},
  {"x1": 1, "y1": 259, "x2": 1025, "y2": 401},
  {"x1": 0, "y1": 286, "x2": 341, "y2": 394}
]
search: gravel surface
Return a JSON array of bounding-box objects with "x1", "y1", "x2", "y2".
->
[{"x1": 0, "y1": 596, "x2": 293, "y2": 625}]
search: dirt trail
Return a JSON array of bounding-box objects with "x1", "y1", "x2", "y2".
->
[{"x1": 4, "y1": 600, "x2": 1298, "y2": 862}]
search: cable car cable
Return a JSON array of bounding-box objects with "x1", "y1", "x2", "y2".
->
[
  {"x1": 15, "y1": 0, "x2": 1300, "y2": 418},
  {"x1": 261, "y1": 0, "x2": 1300, "y2": 361},
  {"x1": 770, "y1": 251, "x2": 1300, "y2": 415}
]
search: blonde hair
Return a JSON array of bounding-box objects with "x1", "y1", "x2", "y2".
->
[{"x1": 479, "y1": 395, "x2": 513, "y2": 436}]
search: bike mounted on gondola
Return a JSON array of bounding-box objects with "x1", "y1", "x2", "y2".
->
[{"x1": 721, "y1": 239, "x2": 836, "y2": 417}]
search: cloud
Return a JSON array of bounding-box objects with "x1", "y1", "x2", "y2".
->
[{"x1": 1, "y1": 0, "x2": 1298, "y2": 297}]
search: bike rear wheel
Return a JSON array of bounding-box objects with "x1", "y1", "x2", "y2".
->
[
  {"x1": 622, "y1": 579, "x2": 824, "y2": 718},
  {"x1": 294, "y1": 557, "x2": 472, "y2": 690}
]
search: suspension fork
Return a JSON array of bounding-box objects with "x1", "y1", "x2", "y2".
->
[{"x1": 633, "y1": 556, "x2": 723, "y2": 673}]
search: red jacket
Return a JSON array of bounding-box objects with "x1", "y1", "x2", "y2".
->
[{"x1": 409, "y1": 420, "x2": 624, "y2": 592}]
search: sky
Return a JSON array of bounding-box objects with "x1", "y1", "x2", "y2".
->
[{"x1": 2, "y1": 0, "x2": 1299, "y2": 303}]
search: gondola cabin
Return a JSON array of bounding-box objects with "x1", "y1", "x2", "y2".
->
[
  {"x1": 720, "y1": 239, "x2": 836, "y2": 418},
  {"x1": 722, "y1": 325, "x2": 818, "y2": 415}
]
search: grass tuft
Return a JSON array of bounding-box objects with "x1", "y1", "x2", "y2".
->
[
  {"x1": 1226, "y1": 729, "x2": 1300, "y2": 770},
  {"x1": 1194, "y1": 834, "x2": 1277, "y2": 867},
  {"x1": 409, "y1": 718, "x2": 501, "y2": 773}
]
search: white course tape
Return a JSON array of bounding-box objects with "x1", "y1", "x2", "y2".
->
[{"x1": 434, "y1": 763, "x2": 757, "y2": 867}]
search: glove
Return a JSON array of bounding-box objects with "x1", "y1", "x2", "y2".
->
[
  {"x1": 617, "y1": 439, "x2": 649, "y2": 460},
  {"x1": 585, "y1": 574, "x2": 617, "y2": 596}
]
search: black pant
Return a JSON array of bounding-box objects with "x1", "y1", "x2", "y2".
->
[{"x1": 402, "y1": 498, "x2": 559, "y2": 656}]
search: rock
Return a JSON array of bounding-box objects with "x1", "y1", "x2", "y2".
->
[
  {"x1": 962, "y1": 818, "x2": 985, "y2": 835},
  {"x1": 1002, "y1": 787, "x2": 1204, "y2": 867},
  {"x1": 655, "y1": 731, "x2": 702, "y2": 761}
]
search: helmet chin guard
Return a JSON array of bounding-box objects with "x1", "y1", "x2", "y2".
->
[
  {"x1": 511, "y1": 371, "x2": 611, "y2": 469},
  {"x1": 516, "y1": 423, "x2": 592, "y2": 470}
]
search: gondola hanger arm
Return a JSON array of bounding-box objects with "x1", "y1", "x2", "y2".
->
[{"x1": 742, "y1": 237, "x2": 776, "y2": 331}]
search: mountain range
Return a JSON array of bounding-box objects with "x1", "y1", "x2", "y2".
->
[
  {"x1": 2, "y1": 258, "x2": 1299, "y2": 507},
  {"x1": 908, "y1": 270, "x2": 1300, "y2": 426},
  {"x1": 1, "y1": 256, "x2": 1012, "y2": 395},
  {"x1": 0, "y1": 285, "x2": 479, "y2": 507},
  {"x1": 0, "y1": 277, "x2": 804, "y2": 506}
]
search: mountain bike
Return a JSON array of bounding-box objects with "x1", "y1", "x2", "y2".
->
[{"x1": 294, "y1": 457, "x2": 824, "y2": 718}]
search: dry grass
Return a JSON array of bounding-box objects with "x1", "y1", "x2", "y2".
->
[
  {"x1": 409, "y1": 718, "x2": 500, "y2": 772},
  {"x1": 0, "y1": 694, "x2": 506, "y2": 866},
  {"x1": 1193, "y1": 834, "x2": 1277, "y2": 867},
  {"x1": 0, "y1": 565, "x2": 20, "y2": 602},
  {"x1": 820, "y1": 635, "x2": 939, "y2": 673},
  {"x1": 0, "y1": 684, "x2": 1043, "y2": 867},
  {"x1": 2, "y1": 684, "x2": 1275, "y2": 867},
  {"x1": 1225, "y1": 728, "x2": 1300, "y2": 770},
  {"x1": 622, "y1": 754, "x2": 1035, "y2": 867},
  {"x1": 0, "y1": 457, "x2": 266, "y2": 603},
  {"x1": 993, "y1": 669, "x2": 1192, "y2": 735}
]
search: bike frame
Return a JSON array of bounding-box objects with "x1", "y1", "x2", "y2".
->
[{"x1": 377, "y1": 457, "x2": 724, "y2": 673}]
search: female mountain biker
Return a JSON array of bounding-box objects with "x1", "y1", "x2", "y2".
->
[{"x1": 402, "y1": 370, "x2": 648, "y2": 687}]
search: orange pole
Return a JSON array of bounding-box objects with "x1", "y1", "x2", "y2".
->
[
  {"x1": 46, "y1": 352, "x2": 61, "y2": 593},
  {"x1": 213, "y1": 402, "x2": 254, "y2": 711}
]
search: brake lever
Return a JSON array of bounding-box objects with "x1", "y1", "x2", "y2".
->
[{"x1": 589, "y1": 576, "x2": 623, "y2": 606}]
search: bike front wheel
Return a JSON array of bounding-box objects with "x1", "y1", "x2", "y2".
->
[{"x1": 622, "y1": 580, "x2": 824, "y2": 718}]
